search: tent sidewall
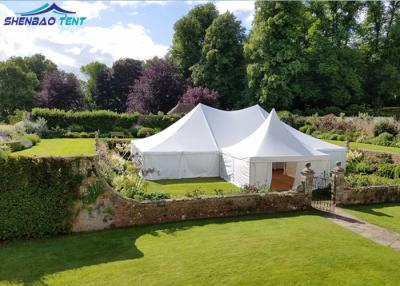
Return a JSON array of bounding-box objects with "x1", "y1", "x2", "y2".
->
[{"x1": 141, "y1": 151, "x2": 220, "y2": 180}]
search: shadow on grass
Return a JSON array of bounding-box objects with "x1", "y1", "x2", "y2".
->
[
  {"x1": 345, "y1": 203, "x2": 400, "y2": 218},
  {"x1": 0, "y1": 211, "x2": 318, "y2": 285}
]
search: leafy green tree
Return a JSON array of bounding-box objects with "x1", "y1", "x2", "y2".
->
[
  {"x1": 171, "y1": 3, "x2": 219, "y2": 78},
  {"x1": 23, "y1": 54, "x2": 57, "y2": 83},
  {"x1": 81, "y1": 61, "x2": 108, "y2": 109},
  {"x1": 300, "y1": 1, "x2": 363, "y2": 110},
  {"x1": 360, "y1": 1, "x2": 400, "y2": 110},
  {"x1": 0, "y1": 61, "x2": 39, "y2": 118},
  {"x1": 9, "y1": 54, "x2": 56, "y2": 83},
  {"x1": 191, "y1": 12, "x2": 246, "y2": 109},
  {"x1": 245, "y1": 1, "x2": 309, "y2": 110}
]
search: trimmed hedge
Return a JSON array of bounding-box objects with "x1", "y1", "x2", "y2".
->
[
  {"x1": 31, "y1": 108, "x2": 139, "y2": 132},
  {"x1": 31, "y1": 108, "x2": 183, "y2": 135},
  {"x1": 0, "y1": 157, "x2": 83, "y2": 240},
  {"x1": 137, "y1": 113, "x2": 183, "y2": 130}
]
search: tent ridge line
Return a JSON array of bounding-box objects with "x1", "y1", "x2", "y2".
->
[{"x1": 200, "y1": 106, "x2": 220, "y2": 150}]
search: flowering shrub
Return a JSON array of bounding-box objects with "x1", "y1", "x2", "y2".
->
[{"x1": 346, "y1": 149, "x2": 363, "y2": 163}]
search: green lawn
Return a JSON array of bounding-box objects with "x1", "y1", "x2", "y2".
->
[
  {"x1": 2, "y1": 212, "x2": 400, "y2": 285},
  {"x1": 326, "y1": 139, "x2": 400, "y2": 154},
  {"x1": 11, "y1": 138, "x2": 96, "y2": 157},
  {"x1": 344, "y1": 203, "x2": 400, "y2": 233},
  {"x1": 145, "y1": 177, "x2": 240, "y2": 197}
]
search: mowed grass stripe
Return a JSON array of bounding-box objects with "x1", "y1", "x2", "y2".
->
[
  {"x1": 1, "y1": 212, "x2": 400, "y2": 285},
  {"x1": 11, "y1": 138, "x2": 96, "y2": 157}
]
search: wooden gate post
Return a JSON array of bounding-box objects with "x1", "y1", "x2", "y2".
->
[
  {"x1": 331, "y1": 161, "x2": 345, "y2": 210},
  {"x1": 301, "y1": 162, "x2": 314, "y2": 206}
]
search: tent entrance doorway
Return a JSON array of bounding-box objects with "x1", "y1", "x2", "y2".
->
[{"x1": 271, "y1": 162, "x2": 294, "y2": 191}]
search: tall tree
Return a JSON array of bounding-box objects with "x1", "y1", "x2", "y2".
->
[
  {"x1": 94, "y1": 67, "x2": 114, "y2": 110},
  {"x1": 360, "y1": 1, "x2": 400, "y2": 110},
  {"x1": 127, "y1": 57, "x2": 186, "y2": 114},
  {"x1": 110, "y1": 58, "x2": 142, "y2": 112},
  {"x1": 245, "y1": 1, "x2": 309, "y2": 110},
  {"x1": 171, "y1": 3, "x2": 219, "y2": 78},
  {"x1": 38, "y1": 70, "x2": 84, "y2": 110},
  {"x1": 80, "y1": 61, "x2": 108, "y2": 109},
  {"x1": 24, "y1": 54, "x2": 57, "y2": 83},
  {"x1": 299, "y1": 1, "x2": 363, "y2": 110},
  {"x1": 8, "y1": 54, "x2": 57, "y2": 90},
  {"x1": 191, "y1": 12, "x2": 246, "y2": 109},
  {"x1": 0, "y1": 61, "x2": 39, "y2": 119}
]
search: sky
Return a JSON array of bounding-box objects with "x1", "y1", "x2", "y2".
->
[{"x1": 0, "y1": 1, "x2": 255, "y2": 77}]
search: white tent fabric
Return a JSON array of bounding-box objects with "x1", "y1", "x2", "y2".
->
[
  {"x1": 201, "y1": 104, "x2": 268, "y2": 148},
  {"x1": 131, "y1": 104, "x2": 268, "y2": 180},
  {"x1": 131, "y1": 104, "x2": 346, "y2": 187},
  {"x1": 285, "y1": 124, "x2": 347, "y2": 170},
  {"x1": 221, "y1": 109, "x2": 330, "y2": 188}
]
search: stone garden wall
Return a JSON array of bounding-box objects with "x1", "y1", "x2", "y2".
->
[
  {"x1": 336, "y1": 185, "x2": 400, "y2": 206},
  {"x1": 70, "y1": 156, "x2": 400, "y2": 233},
  {"x1": 72, "y1": 178, "x2": 308, "y2": 232}
]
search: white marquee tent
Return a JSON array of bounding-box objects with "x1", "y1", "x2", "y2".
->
[
  {"x1": 220, "y1": 109, "x2": 330, "y2": 187},
  {"x1": 131, "y1": 104, "x2": 346, "y2": 188},
  {"x1": 131, "y1": 104, "x2": 268, "y2": 180}
]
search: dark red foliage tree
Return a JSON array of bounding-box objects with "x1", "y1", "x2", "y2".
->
[
  {"x1": 127, "y1": 57, "x2": 186, "y2": 114},
  {"x1": 111, "y1": 58, "x2": 142, "y2": 112},
  {"x1": 94, "y1": 67, "x2": 114, "y2": 110},
  {"x1": 180, "y1": 86, "x2": 220, "y2": 107},
  {"x1": 37, "y1": 70, "x2": 84, "y2": 110}
]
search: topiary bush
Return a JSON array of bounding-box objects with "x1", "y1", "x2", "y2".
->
[{"x1": 0, "y1": 157, "x2": 84, "y2": 240}]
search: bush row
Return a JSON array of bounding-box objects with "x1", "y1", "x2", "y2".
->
[
  {"x1": 0, "y1": 157, "x2": 83, "y2": 240},
  {"x1": 31, "y1": 108, "x2": 183, "y2": 136},
  {"x1": 31, "y1": 108, "x2": 139, "y2": 132}
]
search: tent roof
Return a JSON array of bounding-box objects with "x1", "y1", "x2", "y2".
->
[
  {"x1": 132, "y1": 104, "x2": 268, "y2": 154},
  {"x1": 285, "y1": 124, "x2": 345, "y2": 152},
  {"x1": 133, "y1": 103, "x2": 344, "y2": 156},
  {"x1": 133, "y1": 104, "x2": 218, "y2": 153},
  {"x1": 201, "y1": 104, "x2": 268, "y2": 148},
  {"x1": 222, "y1": 109, "x2": 329, "y2": 161}
]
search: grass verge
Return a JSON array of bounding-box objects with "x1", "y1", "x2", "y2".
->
[
  {"x1": 325, "y1": 140, "x2": 400, "y2": 154},
  {"x1": 11, "y1": 138, "x2": 96, "y2": 157},
  {"x1": 344, "y1": 203, "x2": 400, "y2": 233},
  {"x1": 2, "y1": 212, "x2": 400, "y2": 285},
  {"x1": 145, "y1": 177, "x2": 240, "y2": 197}
]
